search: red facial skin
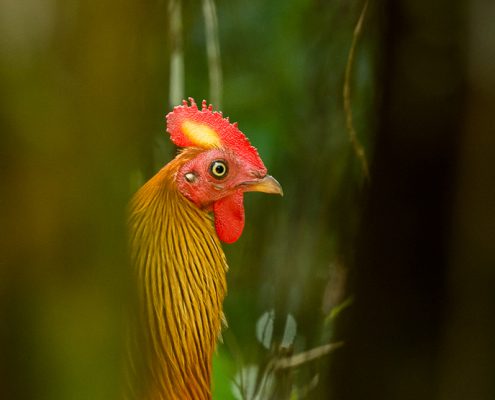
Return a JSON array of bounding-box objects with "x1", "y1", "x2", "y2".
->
[{"x1": 176, "y1": 148, "x2": 267, "y2": 243}]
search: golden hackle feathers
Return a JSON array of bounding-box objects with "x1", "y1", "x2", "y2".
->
[{"x1": 128, "y1": 149, "x2": 228, "y2": 399}]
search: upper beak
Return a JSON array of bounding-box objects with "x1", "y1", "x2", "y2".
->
[{"x1": 243, "y1": 175, "x2": 284, "y2": 196}]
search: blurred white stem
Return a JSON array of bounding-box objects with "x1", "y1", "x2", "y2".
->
[
  {"x1": 169, "y1": 0, "x2": 184, "y2": 107},
  {"x1": 273, "y1": 341, "x2": 344, "y2": 369},
  {"x1": 202, "y1": 0, "x2": 222, "y2": 107}
]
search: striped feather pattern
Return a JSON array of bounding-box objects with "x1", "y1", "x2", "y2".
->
[{"x1": 128, "y1": 149, "x2": 228, "y2": 399}]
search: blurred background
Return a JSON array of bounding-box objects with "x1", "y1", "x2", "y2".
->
[{"x1": 1, "y1": 0, "x2": 494, "y2": 399}]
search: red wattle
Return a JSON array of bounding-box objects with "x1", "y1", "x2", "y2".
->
[{"x1": 213, "y1": 190, "x2": 245, "y2": 244}]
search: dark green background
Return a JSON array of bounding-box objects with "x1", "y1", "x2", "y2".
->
[{"x1": 1, "y1": 0, "x2": 494, "y2": 399}]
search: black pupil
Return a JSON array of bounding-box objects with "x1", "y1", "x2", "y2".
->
[{"x1": 211, "y1": 161, "x2": 227, "y2": 178}]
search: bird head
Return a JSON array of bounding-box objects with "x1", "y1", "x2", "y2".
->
[{"x1": 166, "y1": 98, "x2": 283, "y2": 244}]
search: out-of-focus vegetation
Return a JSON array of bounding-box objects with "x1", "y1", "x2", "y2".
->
[
  {"x1": 2, "y1": 0, "x2": 495, "y2": 399},
  {"x1": 164, "y1": 1, "x2": 375, "y2": 398}
]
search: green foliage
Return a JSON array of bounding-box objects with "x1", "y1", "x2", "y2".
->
[{"x1": 212, "y1": 347, "x2": 237, "y2": 400}]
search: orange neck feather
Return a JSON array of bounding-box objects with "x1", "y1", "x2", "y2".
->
[{"x1": 128, "y1": 149, "x2": 228, "y2": 399}]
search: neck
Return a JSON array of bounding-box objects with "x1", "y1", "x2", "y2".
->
[{"x1": 128, "y1": 150, "x2": 227, "y2": 399}]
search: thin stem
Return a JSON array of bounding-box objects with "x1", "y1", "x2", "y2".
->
[
  {"x1": 202, "y1": 0, "x2": 223, "y2": 107},
  {"x1": 169, "y1": 0, "x2": 184, "y2": 108},
  {"x1": 343, "y1": 0, "x2": 370, "y2": 181},
  {"x1": 272, "y1": 342, "x2": 344, "y2": 370}
]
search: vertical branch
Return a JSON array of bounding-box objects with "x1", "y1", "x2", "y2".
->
[
  {"x1": 202, "y1": 0, "x2": 223, "y2": 107},
  {"x1": 343, "y1": 0, "x2": 370, "y2": 180},
  {"x1": 169, "y1": 0, "x2": 184, "y2": 107}
]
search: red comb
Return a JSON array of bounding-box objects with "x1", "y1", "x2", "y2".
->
[{"x1": 166, "y1": 98, "x2": 266, "y2": 171}]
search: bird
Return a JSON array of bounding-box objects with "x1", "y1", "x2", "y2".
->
[{"x1": 127, "y1": 98, "x2": 283, "y2": 400}]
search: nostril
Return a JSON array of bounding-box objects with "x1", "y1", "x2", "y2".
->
[{"x1": 251, "y1": 170, "x2": 264, "y2": 179}]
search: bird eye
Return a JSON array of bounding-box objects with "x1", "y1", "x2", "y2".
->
[{"x1": 209, "y1": 160, "x2": 228, "y2": 179}]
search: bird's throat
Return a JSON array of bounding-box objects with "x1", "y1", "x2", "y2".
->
[{"x1": 213, "y1": 190, "x2": 245, "y2": 244}]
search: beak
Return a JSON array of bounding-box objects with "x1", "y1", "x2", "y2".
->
[{"x1": 243, "y1": 175, "x2": 284, "y2": 196}]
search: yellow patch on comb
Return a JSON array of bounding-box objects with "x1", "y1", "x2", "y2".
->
[{"x1": 182, "y1": 120, "x2": 221, "y2": 148}]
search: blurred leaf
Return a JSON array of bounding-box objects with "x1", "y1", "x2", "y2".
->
[
  {"x1": 231, "y1": 364, "x2": 274, "y2": 400},
  {"x1": 280, "y1": 313, "x2": 297, "y2": 349},
  {"x1": 325, "y1": 296, "x2": 354, "y2": 326},
  {"x1": 255, "y1": 309, "x2": 274, "y2": 350}
]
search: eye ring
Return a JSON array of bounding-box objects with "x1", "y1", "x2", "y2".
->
[{"x1": 209, "y1": 160, "x2": 228, "y2": 179}]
